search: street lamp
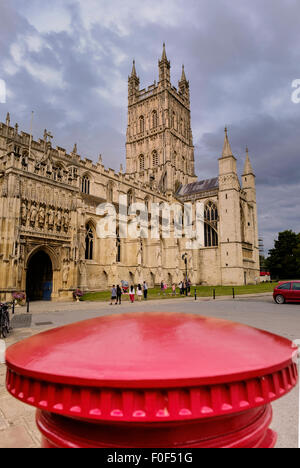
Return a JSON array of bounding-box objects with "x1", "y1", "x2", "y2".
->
[{"x1": 182, "y1": 253, "x2": 188, "y2": 296}]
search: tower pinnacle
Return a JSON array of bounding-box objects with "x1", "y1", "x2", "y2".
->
[{"x1": 222, "y1": 127, "x2": 234, "y2": 158}]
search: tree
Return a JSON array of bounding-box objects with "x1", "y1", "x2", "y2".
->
[{"x1": 266, "y1": 230, "x2": 300, "y2": 279}]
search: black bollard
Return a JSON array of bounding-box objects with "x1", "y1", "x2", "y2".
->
[
  {"x1": 12, "y1": 301, "x2": 15, "y2": 315},
  {"x1": 27, "y1": 300, "x2": 30, "y2": 314},
  {"x1": 232, "y1": 288, "x2": 235, "y2": 299},
  {"x1": 194, "y1": 288, "x2": 197, "y2": 300},
  {"x1": 213, "y1": 289, "x2": 216, "y2": 300}
]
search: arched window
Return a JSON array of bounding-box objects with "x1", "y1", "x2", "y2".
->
[
  {"x1": 182, "y1": 156, "x2": 186, "y2": 172},
  {"x1": 171, "y1": 111, "x2": 176, "y2": 129},
  {"x1": 127, "y1": 189, "x2": 133, "y2": 207},
  {"x1": 116, "y1": 229, "x2": 121, "y2": 263},
  {"x1": 139, "y1": 154, "x2": 145, "y2": 171},
  {"x1": 204, "y1": 202, "x2": 218, "y2": 247},
  {"x1": 152, "y1": 110, "x2": 158, "y2": 128},
  {"x1": 172, "y1": 151, "x2": 177, "y2": 166},
  {"x1": 85, "y1": 224, "x2": 94, "y2": 260},
  {"x1": 107, "y1": 182, "x2": 114, "y2": 202},
  {"x1": 240, "y1": 203, "x2": 246, "y2": 243},
  {"x1": 152, "y1": 150, "x2": 159, "y2": 167},
  {"x1": 82, "y1": 175, "x2": 90, "y2": 194},
  {"x1": 139, "y1": 116, "x2": 144, "y2": 133}
]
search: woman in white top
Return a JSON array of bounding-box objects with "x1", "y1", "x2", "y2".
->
[{"x1": 129, "y1": 286, "x2": 135, "y2": 303}]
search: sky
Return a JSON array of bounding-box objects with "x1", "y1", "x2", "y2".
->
[{"x1": 0, "y1": 0, "x2": 300, "y2": 254}]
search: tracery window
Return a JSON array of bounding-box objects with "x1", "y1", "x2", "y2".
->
[
  {"x1": 139, "y1": 154, "x2": 145, "y2": 171},
  {"x1": 204, "y1": 202, "x2": 219, "y2": 247},
  {"x1": 152, "y1": 110, "x2": 158, "y2": 128},
  {"x1": 116, "y1": 229, "x2": 121, "y2": 263},
  {"x1": 139, "y1": 116, "x2": 144, "y2": 133},
  {"x1": 152, "y1": 150, "x2": 159, "y2": 167},
  {"x1": 82, "y1": 175, "x2": 90, "y2": 194},
  {"x1": 85, "y1": 224, "x2": 94, "y2": 260}
]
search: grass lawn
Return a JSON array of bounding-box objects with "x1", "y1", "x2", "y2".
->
[{"x1": 82, "y1": 282, "x2": 278, "y2": 302}]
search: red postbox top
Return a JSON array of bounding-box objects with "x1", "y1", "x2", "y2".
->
[{"x1": 6, "y1": 313, "x2": 298, "y2": 422}]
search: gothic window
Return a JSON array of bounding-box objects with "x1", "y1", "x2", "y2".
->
[
  {"x1": 152, "y1": 110, "x2": 158, "y2": 128},
  {"x1": 204, "y1": 202, "x2": 219, "y2": 247},
  {"x1": 85, "y1": 224, "x2": 94, "y2": 260},
  {"x1": 152, "y1": 150, "x2": 159, "y2": 167},
  {"x1": 116, "y1": 229, "x2": 121, "y2": 263},
  {"x1": 82, "y1": 175, "x2": 90, "y2": 194},
  {"x1": 127, "y1": 189, "x2": 133, "y2": 207},
  {"x1": 139, "y1": 154, "x2": 145, "y2": 171},
  {"x1": 240, "y1": 204, "x2": 246, "y2": 243},
  {"x1": 107, "y1": 182, "x2": 114, "y2": 202},
  {"x1": 180, "y1": 118, "x2": 184, "y2": 135},
  {"x1": 139, "y1": 116, "x2": 144, "y2": 133},
  {"x1": 171, "y1": 111, "x2": 176, "y2": 129},
  {"x1": 172, "y1": 151, "x2": 177, "y2": 166}
]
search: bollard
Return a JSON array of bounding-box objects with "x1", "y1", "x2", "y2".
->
[
  {"x1": 213, "y1": 289, "x2": 216, "y2": 300},
  {"x1": 232, "y1": 288, "x2": 235, "y2": 299},
  {"x1": 27, "y1": 300, "x2": 30, "y2": 314},
  {"x1": 194, "y1": 288, "x2": 197, "y2": 300},
  {"x1": 5, "y1": 313, "x2": 298, "y2": 448}
]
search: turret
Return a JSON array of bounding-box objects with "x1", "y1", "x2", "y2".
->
[
  {"x1": 178, "y1": 65, "x2": 190, "y2": 101},
  {"x1": 158, "y1": 43, "x2": 170, "y2": 85},
  {"x1": 128, "y1": 60, "x2": 140, "y2": 100}
]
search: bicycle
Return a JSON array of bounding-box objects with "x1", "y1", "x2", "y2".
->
[{"x1": 0, "y1": 302, "x2": 12, "y2": 338}]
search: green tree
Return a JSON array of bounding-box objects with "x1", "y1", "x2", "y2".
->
[{"x1": 266, "y1": 230, "x2": 300, "y2": 279}]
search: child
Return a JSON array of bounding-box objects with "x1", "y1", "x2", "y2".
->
[{"x1": 110, "y1": 285, "x2": 117, "y2": 305}]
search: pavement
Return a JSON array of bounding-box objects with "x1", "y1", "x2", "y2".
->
[{"x1": 0, "y1": 293, "x2": 299, "y2": 448}]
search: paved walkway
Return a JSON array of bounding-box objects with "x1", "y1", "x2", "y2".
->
[{"x1": 0, "y1": 294, "x2": 298, "y2": 448}]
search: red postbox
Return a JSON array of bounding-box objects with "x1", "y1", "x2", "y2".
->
[{"x1": 5, "y1": 313, "x2": 298, "y2": 448}]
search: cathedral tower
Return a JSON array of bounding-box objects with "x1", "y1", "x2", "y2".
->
[{"x1": 126, "y1": 45, "x2": 197, "y2": 194}]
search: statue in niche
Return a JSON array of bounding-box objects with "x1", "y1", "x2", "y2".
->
[
  {"x1": 62, "y1": 262, "x2": 70, "y2": 286},
  {"x1": 21, "y1": 201, "x2": 27, "y2": 225},
  {"x1": 38, "y1": 206, "x2": 46, "y2": 228},
  {"x1": 48, "y1": 208, "x2": 55, "y2": 230},
  {"x1": 30, "y1": 203, "x2": 38, "y2": 226},
  {"x1": 56, "y1": 210, "x2": 62, "y2": 230}
]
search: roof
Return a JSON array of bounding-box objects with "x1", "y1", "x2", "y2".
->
[{"x1": 176, "y1": 177, "x2": 219, "y2": 197}]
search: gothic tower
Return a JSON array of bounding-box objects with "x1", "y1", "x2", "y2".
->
[{"x1": 126, "y1": 45, "x2": 197, "y2": 194}]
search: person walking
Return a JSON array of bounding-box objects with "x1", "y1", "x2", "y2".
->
[
  {"x1": 116, "y1": 284, "x2": 122, "y2": 305},
  {"x1": 172, "y1": 283, "x2": 176, "y2": 296},
  {"x1": 110, "y1": 285, "x2": 117, "y2": 305},
  {"x1": 143, "y1": 281, "x2": 148, "y2": 300},
  {"x1": 129, "y1": 285, "x2": 135, "y2": 303},
  {"x1": 137, "y1": 284, "x2": 142, "y2": 301}
]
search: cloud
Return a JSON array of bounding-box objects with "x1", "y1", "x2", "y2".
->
[{"x1": 0, "y1": 0, "x2": 300, "y2": 254}]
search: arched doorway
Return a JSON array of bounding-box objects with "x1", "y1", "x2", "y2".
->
[{"x1": 26, "y1": 251, "x2": 53, "y2": 301}]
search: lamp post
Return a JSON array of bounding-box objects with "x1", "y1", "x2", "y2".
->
[{"x1": 182, "y1": 253, "x2": 188, "y2": 296}]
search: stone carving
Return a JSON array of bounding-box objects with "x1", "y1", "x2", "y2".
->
[
  {"x1": 62, "y1": 262, "x2": 70, "y2": 286},
  {"x1": 30, "y1": 203, "x2": 38, "y2": 226},
  {"x1": 48, "y1": 208, "x2": 55, "y2": 230},
  {"x1": 38, "y1": 206, "x2": 46, "y2": 228},
  {"x1": 21, "y1": 201, "x2": 27, "y2": 225}
]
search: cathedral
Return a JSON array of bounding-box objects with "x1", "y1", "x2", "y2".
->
[{"x1": 0, "y1": 45, "x2": 259, "y2": 301}]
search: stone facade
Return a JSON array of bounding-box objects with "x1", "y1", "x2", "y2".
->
[{"x1": 0, "y1": 46, "x2": 260, "y2": 301}]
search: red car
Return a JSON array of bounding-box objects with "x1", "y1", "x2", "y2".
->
[{"x1": 273, "y1": 281, "x2": 300, "y2": 304}]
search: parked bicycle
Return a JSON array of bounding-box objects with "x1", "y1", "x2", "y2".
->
[{"x1": 0, "y1": 302, "x2": 12, "y2": 338}]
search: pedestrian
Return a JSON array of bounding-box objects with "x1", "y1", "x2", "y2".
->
[
  {"x1": 161, "y1": 281, "x2": 164, "y2": 295},
  {"x1": 129, "y1": 285, "x2": 135, "y2": 303},
  {"x1": 172, "y1": 283, "x2": 176, "y2": 296},
  {"x1": 116, "y1": 284, "x2": 122, "y2": 305},
  {"x1": 110, "y1": 285, "x2": 117, "y2": 305},
  {"x1": 137, "y1": 284, "x2": 142, "y2": 301},
  {"x1": 179, "y1": 281, "x2": 183, "y2": 295},
  {"x1": 187, "y1": 279, "x2": 191, "y2": 296},
  {"x1": 143, "y1": 281, "x2": 148, "y2": 300}
]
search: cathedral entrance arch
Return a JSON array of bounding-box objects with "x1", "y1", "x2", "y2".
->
[{"x1": 26, "y1": 250, "x2": 53, "y2": 301}]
